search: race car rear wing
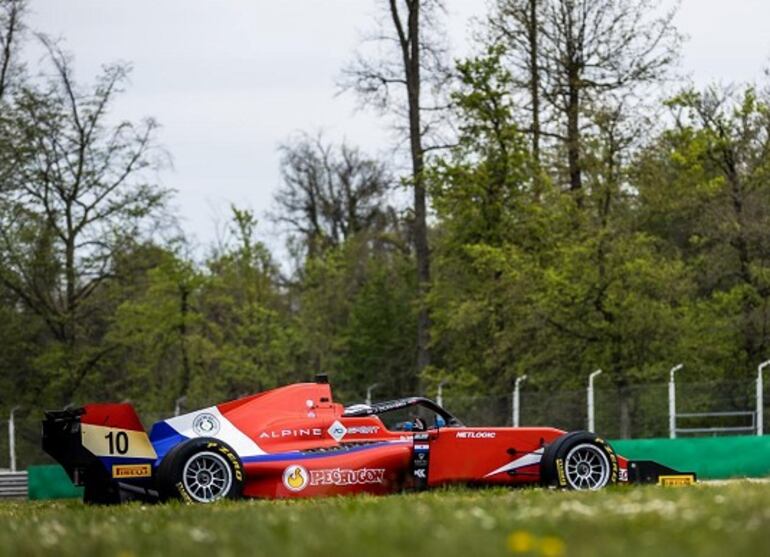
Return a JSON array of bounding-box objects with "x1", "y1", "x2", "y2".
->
[
  {"x1": 42, "y1": 408, "x2": 92, "y2": 485},
  {"x1": 42, "y1": 404, "x2": 159, "y2": 503}
]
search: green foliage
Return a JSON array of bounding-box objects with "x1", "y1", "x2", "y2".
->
[
  {"x1": 636, "y1": 85, "x2": 770, "y2": 374},
  {"x1": 431, "y1": 45, "x2": 533, "y2": 248},
  {"x1": 2, "y1": 1, "x2": 770, "y2": 442},
  {"x1": 291, "y1": 233, "x2": 418, "y2": 402},
  {"x1": 102, "y1": 209, "x2": 303, "y2": 413},
  {"x1": 195, "y1": 208, "x2": 302, "y2": 403},
  {"x1": 422, "y1": 48, "x2": 770, "y2": 438},
  {"x1": 336, "y1": 250, "x2": 418, "y2": 400}
]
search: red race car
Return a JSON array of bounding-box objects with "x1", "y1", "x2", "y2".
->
[{"x1": 42, "y1": 375, "x2": 694, "y2": 504}]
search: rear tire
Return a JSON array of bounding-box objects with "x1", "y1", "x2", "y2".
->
[
  {"x1": 540, "y1": 431, "x2": 618, "y2": 490},
  {"x1": 83, "y1": 461, "x2": 121, "y2": 505},
  {"x1": 156, "y1": 438, "x2": 244, "y2": 503}
]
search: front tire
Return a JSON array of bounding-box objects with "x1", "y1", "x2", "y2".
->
[
  {"x1": 540, "y1": 431, "x2": 618, "y2": 490},
  {"x1": 156, "y1": 438, "x2": 244, "y2": 503}
]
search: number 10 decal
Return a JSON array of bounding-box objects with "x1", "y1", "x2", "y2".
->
[
  {"x1": 81, "y1": 423, "x2": 157, "y2": 459},
  {"x1": 105, "y1": 431, "x2": 129, "y2": 455}
]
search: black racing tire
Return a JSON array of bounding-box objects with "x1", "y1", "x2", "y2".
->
[
  {"x1": 156, "y1": 437, "x2": 244, "y2": 503},
  {"x1": 83, "y1": 461, "x2": 121, "y2": 505},
  {"x1": 540, "y1": 431, "x2": 618, "y2": 490}
]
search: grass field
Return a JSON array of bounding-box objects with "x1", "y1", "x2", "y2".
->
[{"x1": 1, "y1": 482, "x2": 769, "y2": 557}]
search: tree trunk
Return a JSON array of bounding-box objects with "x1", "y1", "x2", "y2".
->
[
  {"x1": 0, "y1": 0, "x2": 22, "y2": 101},
  {"x1": 566, "y1": 70, "x2": 581, "y2": 196},
  {"x1": 64, "y1": 203, "x2": 77, "y2": 348},
  {"x1": 561, "y1": 1, "x2": 583, "y2": 201},
  {"x1": 528, "y1": 0, "x2": 541, "y2": 176},
  {"x1": 396, "y1": 0, "x2": 431, "y2": 375},
  {"x1": 724, "y1": 149, "x2": 759, "y2": 363}
]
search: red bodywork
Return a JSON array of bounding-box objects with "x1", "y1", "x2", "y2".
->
[{"x1": 146, "y1": 380, "x2": 630, "y2": 498}]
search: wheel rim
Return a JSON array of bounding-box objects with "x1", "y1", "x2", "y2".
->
[
  {"x1": 564, "y1": 443, "x2": 611, "y2": 490},
  {"x1": 182, "y1": 451, "x2": 232, "y2": 503}
]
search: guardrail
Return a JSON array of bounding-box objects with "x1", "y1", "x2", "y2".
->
[
  {"x1": 674, "y1": 410, "x2": 756, "y2": 435},
  {"x1": 0, "y1": 471, "x2": 28, "y2": 499}
]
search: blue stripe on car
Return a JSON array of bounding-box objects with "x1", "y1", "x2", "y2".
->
[
  {"x1": 241, "y1": 441, "x2": 411, "y2": 463},
  {"x1": 149, "y1": 420, "x2": 188, "y2": 461}
]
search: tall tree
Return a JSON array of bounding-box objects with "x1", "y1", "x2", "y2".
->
[
  {"x1": 488, "y1": 0, "x2": 542, "y2": 178},
  {"x1": 637, "y1": 85, "x2": 770, "y2": 369},
  {"x1": 342, "y1": 0, "x2": 448, "y2": 377},
  {"x1": 0, "y1": 0, "x2": 24, "y2": 101},
  {"x1": 101, "y1": 244, "x2": 200, "y2": 411},
  {"x1": 197, "y1": 208, "x2": 300, "y2": 403},
  {"x1": 427, "y1": 47, "x2": 537, "y2": 396},
  {"x1": 489, "y1": 0, "x2": 680, "y2": 200},
  {"x1": 0, "y1": 39, "x2": 168, "y2": 399},
  {"x1": 272, "y1": 133, "x2": 394, "y2": 261}
]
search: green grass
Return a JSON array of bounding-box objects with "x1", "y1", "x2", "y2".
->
[{"x1": 1, "y1": 482, "x2": 769, "y2": 557}]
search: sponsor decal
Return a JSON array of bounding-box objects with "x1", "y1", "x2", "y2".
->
[
  {"x1": 165, "y1": 406, "x2": 265, "y2": 458},
  {"x1": 595, "y1": 437, "x2": 619, "y2": 481},
  {"x1": 208, "y1": 442, "x2": 243, "y2": 481},
  {"x1": 112, "y1": 464, "x2": 152, "y2": 478},
  {"x1": 281, "y1": 465, "x2": 385, "y2": 491},
  {"x1": 619, "y1": 468, "x2": 628, "y2": 482},
  {"x1": 327, "y1": 420, "x2": 347, "y2": 442},
  {"x1": 556, "y1": 458, "x2": 567, "y2": 487},
  {"x1": 176, "y1": 481, "x2": 193, "y2": 503},
  {"x1": 309, "y1": 468, "x2": 385, "y2": 486},
  {"x1": 283, "y1": 464, "x2": 309, "y2": 492},
  {"x1": 373, "y1": 400, "x2": 411, "y2": 413},
  {"x1": 192, "y1": 413, "x2": 220, "y2": 436},
  {"x1": 484, "y1": 448, "x2": 544, "y2": 478},
  {"x1": 607, "y1": 448, "x2": 618, "y2": 480},
  {"x1": 658, "y1": 474, "x2": 696, "y2": 487},
  {"x1": 262, "y1": 424, "x2": 363, "y2": 439},
  {"x1": 259, "y1": 428, "x2": 323, "y2": 439},
  {"x1": 346, "y1": 425, "x2": 380, "y2": 435},
  {"x1": 456, "y1": 431, "x2": 496, "y2": 439},
  {"x1": 412, "y1": 441, "x2": 430, "y2": 490}
]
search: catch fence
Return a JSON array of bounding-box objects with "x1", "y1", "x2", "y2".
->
[
  {"x1": 2, "y1": 378, "x2": 768, "y2": 469},
  {"x1": 442, "y1": 379, "x2": 764, "y2": 439}
]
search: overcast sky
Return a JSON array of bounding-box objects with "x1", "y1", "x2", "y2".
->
[{"x1": 25, "y1": 0, "x2": 770, "y2": 254}]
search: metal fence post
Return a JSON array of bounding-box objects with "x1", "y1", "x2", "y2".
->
[
  {"x1": 587, "y1": 369, "x2": 602, "y2": 432},
  {"x1": 512, "y1": 375, "x2": 527, "y2": 427},
  {"x1": 366, "y1": 383, "x2": 380, "y2": 406},
  {"x1": 174, "y1": 396, "x2": 187, "y2": 417},
  {"x1": 437, "y1": 380, "x2": 448, "y2": 408},
  {"x1": 9, "y1": 406, "x2": 20, "y2": 473},
  {"x1": 758, "y1": 361, "x2": 770, "y2": 436},
  {"x1": 669, "y1": 364, "x2": 683, "y2": 439}
]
